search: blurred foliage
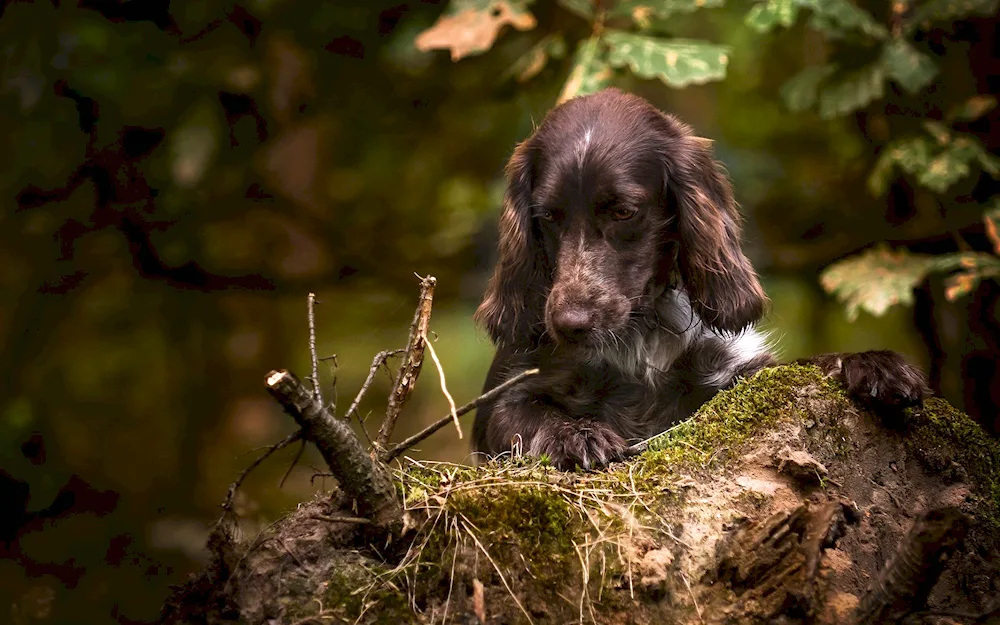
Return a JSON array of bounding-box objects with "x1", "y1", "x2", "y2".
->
[
  {"x1": 419, "y1": 0, "x2": 1000, "y2": 320},
  {"x1": 0, "y1": 0, "x2": 997, "y2": 623}
]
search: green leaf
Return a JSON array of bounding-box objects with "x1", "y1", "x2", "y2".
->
[
  {"x1": 820, "y1": 245, "x2": 970, "y2": 320},
  {"x1": 556, "y1": 0, "x2": 594, "y2": 19},
  {"x1": 943, "y1": 252, "x2": 1000, "y2": 300},
  {"x1": 743, "y1": 0, "x2": 887, "y2": 38},
  {"x1": 780, "y1": 64, "x2": 836, "y2": 112},
  {"x1": 818, "y1": 64, "x2": 884, "y2": 118},
  {"x1": 947, "y1": 95, "x2": 998, "y2": 123},
  {"x1": 795, "y1": 0, "x2": 888, "y2": 40},
  {"x1": 880, "y1": 39, "x2": 937, "y2": 94},
  {"x1": 922, "y1": 120, "x2": 951, "y2": 145},
  {"x1": 907, "y1": 0, "x2": 1000, "y2": 34},
  {"x1": 608, "y1": 0, "x2": 725, "y2": 26},
  {"x1": 745, "y1": 0, "x2": 799, "y2": 32},
  {"x1": 503, "y1": 34, "x2": 567, "y2": 83},
  {"x1": 603, "y1": 31, "x2": 730, "y2": 88},
  {"x1": 916, "y1": 132, "x2": 1000, "y2": 192},
  {"x1": 557, "y1": 36, "x2": 614, "y2": 103},
  {"x1": 867, "y1": 136, "x2": 932, "y2": 196},
  {"x1": 868, "y1": 130, "x2": 1000, "y2": 195}
]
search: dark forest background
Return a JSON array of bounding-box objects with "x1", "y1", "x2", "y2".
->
[{"x1": 1, "y1": 0, "x2": 998, "y2": 623}]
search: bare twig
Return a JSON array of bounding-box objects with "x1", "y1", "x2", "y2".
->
[
  {"x1": 307, "y1": 293, "x2": 322, "y2": 405},
  {"x1": 279, "y1": 439, "x2": 307, "y2": 488},
  {"x1": 344, "y1": 349, "x2": 405, "y2": 423},
  {"x1": 424, "y1": 338, "x2": 459, "y2": 438},
  {"x1": 220, "y1": 430, "x2": 303, "y2": 516},
  {"x1": 266, "y1": 369, "x2": 401, "y2": 529},
  {"x1": 381, "y1": 368, "x2": 540, "y2": 463},
  {"x1": 320, "y1": 353, "x2": 338, "y2": 414},
  {"x1": 375, "y1": 275, "x2": 436, "y2": 452},
  {"x1": 854, "y1": 506, "x2": 968, "y2": 625}
]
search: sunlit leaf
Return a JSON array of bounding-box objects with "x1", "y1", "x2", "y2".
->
[
  {"x1": 603, "y1": 31, "x2": 730, "y2": 88},
  {"x1": 915, "y1": 132, "x2": 1000, "y2": 193},
  {"x1": 868, "y1": 130, "x2": 1000, "y2": 195},
  {"x1": 820, "y1": 245, "x2": 969, "y2": 320},
  {"x1": 943, "y1": 253, "x2": 1000, "y2": 301},
  {"x1": 906, "y1": 0, "x2": 1000, "y2": 34},
  {"x1": 557, "y1": 36, "x2": 614, "y2": 103},
  {"x1": 503, "y1": 34, "x2": 566, "y2": 83},
  {"x1": 983, "y1": 200, "x2": 1000, "y2": 256},
  {"x1": 818, "y1": 64, "x2": 884, "y2": 118},
  {"x1": 415, "y1": 0, "x2": 537, "y2": 62},
  {"x1": 744, "y1": 0, "x2": 799, "y2": 32},
  {"x1": 946, "y1": 95, "x2": 998, "y2": 123},
  {"x1": 880, "y1": 39, "x2": 937, "y2": 94},
  {"x1": 609, "y1": 0, "x2": 725, "y2": 27},
  {"x1": 795, "y1": 0, "x2": 888, "y2": 40},
  {"x1": 918, "y1": 148, "x2": 971, "y2": 193},
  {"x1": 557, "y1": 0, "x2": 594, "y2": 19},
  {"x1": 780, "y1": 64, "x2": 836, "y2": 112}
]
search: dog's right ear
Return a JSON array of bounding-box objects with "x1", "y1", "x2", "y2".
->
[{"x1": 474, "y1": 140, "x2": 547, "y2": 348}]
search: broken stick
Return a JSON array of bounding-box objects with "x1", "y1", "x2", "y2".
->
[
  {"x1": 266, "y1": 369, "x2": 401, "y2": 529},
  {"x1": 375, "y1": 275, "x2": 436, "y2": 452}
]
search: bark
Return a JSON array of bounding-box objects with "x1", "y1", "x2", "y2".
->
[{"x1": 160, "y1": 365, "x2": 1000, "y2": 625}]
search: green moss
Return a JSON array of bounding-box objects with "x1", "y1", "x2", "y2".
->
[
  {"x1": 449, "y1": 484, "x2": 578, "y2": 580},
  {"x1": 633, "y1": 365, "x2": 847, "y2": 478},
  {"x1": 278, "y1": 561, "x2": 410, "y2": 624},
  {"x1": 905, "y1": 397, "x2": 1000, "y2": 528}
]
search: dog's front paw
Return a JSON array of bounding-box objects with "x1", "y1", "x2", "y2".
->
[
  {"x1": 836, "y1": 350, "x2": 930, "y2": 410},
  {"x1": 529, "y1": 421, "x2": 627, "y2": 470}
]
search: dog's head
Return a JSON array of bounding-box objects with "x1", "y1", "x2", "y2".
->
[{"x1": 475, "y1": 88, "x2": 767, "y2": 349}]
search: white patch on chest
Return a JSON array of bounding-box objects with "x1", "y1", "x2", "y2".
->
[{"x1": 700, "y1": 328, "x2": 773, "y2": 388}]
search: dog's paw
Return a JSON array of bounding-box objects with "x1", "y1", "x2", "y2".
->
[
  {"x1": 836, "y1": 350, "x2": 930, "y2": 410},
  {"x1": 529, "y1": 421, "x2": 627, "y2": 470}
]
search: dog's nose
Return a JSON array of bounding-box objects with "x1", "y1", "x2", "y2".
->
[{"x1": 552, "y1": 307, "x2": 593, "y2": 340}]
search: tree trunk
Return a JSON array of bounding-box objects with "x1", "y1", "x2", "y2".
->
[{"x1": 159, "y1": 366, "x2": 1000, "y2": 625}]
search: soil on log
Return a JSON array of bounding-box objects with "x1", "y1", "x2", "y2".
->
[{"x1": 159, "y1": 365, "x2": 1000, "y2": 625}]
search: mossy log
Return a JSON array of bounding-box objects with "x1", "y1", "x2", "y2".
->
[{"x1": 160, "y1": 366, "x2": 1000, "y2": 625}]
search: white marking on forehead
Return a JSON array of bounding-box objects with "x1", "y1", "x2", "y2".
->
[{"x1": 576, "y1": 127, "x2": 593, "y2": 170}]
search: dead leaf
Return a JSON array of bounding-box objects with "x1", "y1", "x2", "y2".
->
[
  {"x1": 472, "y1": 578, "x2": 486, "y2": 622},
  {"x1": 415, "y1": 2, "x2": 537, "y2": 62}
]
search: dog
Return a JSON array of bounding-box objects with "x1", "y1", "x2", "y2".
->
[{"x1": 471, "y1": 88, "x2": 929, "y2": 470}]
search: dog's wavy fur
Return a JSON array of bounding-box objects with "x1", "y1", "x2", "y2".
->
[{"x1": 472, "y1": 89, "x2": 929, "y2": 470}]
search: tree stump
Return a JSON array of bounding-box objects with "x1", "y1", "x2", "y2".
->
[{"x1": 159, "y1": 366, "x2": 1000, "y2": 624}]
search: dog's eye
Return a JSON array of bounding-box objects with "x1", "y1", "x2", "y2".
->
[
  {"x1": 538, "y1": 210, "x2": 555, "y2": 222},
  {"x1": 610, "y1": 206, "x2": 638, "y2": 221}
]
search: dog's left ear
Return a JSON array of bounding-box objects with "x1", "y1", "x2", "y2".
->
[{"x1": 664, "y1": 129, "x2": 767, "y2": 333}]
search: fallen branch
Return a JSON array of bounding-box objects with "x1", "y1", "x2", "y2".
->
[
  {"x1": 266, "y1": 369, "x2": 401, "y2": 529},
  {"x1": 375, "y1": 275, "x2": 436, "y2": 452},
  {"x1": 854, "y1": 506, "x2": 968, "y2": 625},
  {"x1": 381, "y1": 368, "x2": 540, "y2": 463}
]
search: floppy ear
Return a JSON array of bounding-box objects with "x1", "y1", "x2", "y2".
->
[
  {"x1": 474, "y1": 140, "x2": 548, "y2": 347},
  {"x1": 666, "y1": 130, "x2": 767, "y2": 333}
]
